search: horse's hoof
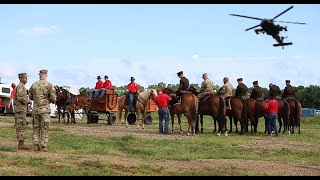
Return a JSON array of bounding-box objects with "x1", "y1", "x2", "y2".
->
[
  {"x1": 217, "y1": 133, "x2": 221, "y2": 136},
  {"x1": 179, "y1": 131, "x2": 183, "y2": 134},
  {"x1": 187, "y1": 132, "x2": 191, "y2": 136},
  {"x1": 225, "y1": 131, "x2": 228, "y2": 136}
]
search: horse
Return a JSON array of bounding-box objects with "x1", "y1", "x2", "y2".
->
[
  {"x1": 116, "y1": 88, "x2": 157, "y2": 129},
  {"x1": 162, "y1": 88, "x2": 199, "y2": 136},
  {"x1": 56, "y1": 86, "x2": 92, "y2": 123},
  {"x1": 54, "y1": 86, "x2": 70, "y2": 123},
  {"x1": 188, "y1": 87, "x2": 227, "y2": 136},
  {"x1": 286, "y1": 98, "x2": 302, "y2": 134},
  {"x1": 251, "y1": 98, "x2": 290, "y2": 134}
]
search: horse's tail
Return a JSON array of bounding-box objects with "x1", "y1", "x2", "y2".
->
[
  {"x1": 283, "y1": 99, "x2": 290, "y2": 126},
  {"x1": 218, "y1": 96, "x2": 226, "y2": 124},
  {"x1": 254, "y1": 101, "x2": 260, "y2": 120},
  {"x1": 294, "y1": 99, "x2": 299, "y2": 125}
]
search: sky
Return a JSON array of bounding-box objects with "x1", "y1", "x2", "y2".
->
[{"x1": 0, "y1": 4, "x2": 319, "y2": 90}]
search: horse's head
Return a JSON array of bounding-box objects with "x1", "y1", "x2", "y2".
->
[
  {"x1": 162, "y1": 88, "x2": 174, "y2": 95},
  {"x1": 150, "y1": 88, "x2": 158, "y2": 100},
  {"x1": 56, "y1": 86, "x2": 68, "y2": 103}
]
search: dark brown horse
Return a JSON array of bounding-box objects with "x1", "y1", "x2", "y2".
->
[
  {"x1": 162, "y1": 88, "x2": 199, "y2": 136},
  {"x1": 286, "y1": 98, "x2": 302, "y2": 134},
  {"x1": 250, "y1": 98, "x2": 290, "y2": 134},
  {"x1": 188, "y1": 87, "x2": 227, "y2": 136},
  {"x1": 56, "y1": 87, "x2": 92, "y2": 123}
]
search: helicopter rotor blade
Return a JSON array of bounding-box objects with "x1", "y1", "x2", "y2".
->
[
  {"x1": 274, "y1": 20, "x2": 306, "y2": 25},
  {"x1": 229, "y1": 14, "x2": 264, "y2": 21},
  {"x1": 272, "y1": 6, "x2": 294, "y2": 21},
  {"x1": 245, "y1": 24, "x2": 261, "y2": 31}
]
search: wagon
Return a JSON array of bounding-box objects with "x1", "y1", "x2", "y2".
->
[{"x1": 87, "y1": 89, "x2": 157, "y2": 125}]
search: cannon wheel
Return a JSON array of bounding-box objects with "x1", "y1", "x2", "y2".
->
[
  {"x1": 107, "y1": 113, "x2": 116, "y2": 125},
  {"x1": 144, "y1": 113, "x2": 152, "y2": 125},
  {"x1": 127, "y1": 113, "x2": 136, "y2": 125}
]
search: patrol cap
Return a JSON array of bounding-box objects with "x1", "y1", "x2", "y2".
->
[
  {"x1": 253, "y1": 80, "x2": 258, "y2": 85},
  {"x1": 223, "y1": 77, "x2": 229, "y2": 82},
  {"x1": 39, "y1": 69, "x2": 48, "y2": 75},
  {"x1": 202, "y1": 73, "x2": 207, "y2": 77},
  {"x1": 269, "y1": 83, "x2": 273, "y2": 87},
  {"x1": 285, "y1": 80, "x2": 290, "y2": 83},
  {"x1": 18, "y1": 73, "x2": 28, "y2": 78},
  {"x1": 177, "y1": 71, "x2": 183, "y2": 76},
  {"x1": 97, "y1": 76, "x2": 101, "y2": 79},
  {"x1": 237, "y1": 78, "x2": 243, "y2": 81},
  {"x1": 104, "y1": 75, "x2": 109, "y2": 79},
  {"x1": 130, "y1": 77, "x2": 135, "y2": 81}
]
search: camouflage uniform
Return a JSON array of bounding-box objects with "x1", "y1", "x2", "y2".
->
[
  {"x1": 269, "y1": 85, "x2": 282, "y2": 99},
  {"x1": 29, "y1": 72, "x2": 56, "y2": 151},
  {"x1": 251, "y1": 86, "x2": 264, "y2": 101},
  {"x1": 235, "y1": 83, "x2": 248, "y2": 100},
  {"x1": 219, "y1": 82, "x2": 233, "y2": 99},
  {"x1": 14, "y1": 82, "x2": 29, "y2": 142},
  {"x1": 198, "y1": 78, "x2": 214, "y2": 99},
  {"x1": 282, "y1": 85, "x2": 296, "y2": 99}
]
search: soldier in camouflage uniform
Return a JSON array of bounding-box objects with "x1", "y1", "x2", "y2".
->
[
  {"x1": 198, "y1": 73, "x2": 214, "y2": 100},
  {"x1": 235, "y1": 78, "x2": 248, "y2": 100},
  {"x1": 269, "y1": 83, "x2": 282, "y2": 99},
  {"x1": 219, "y1": 77, "x2": 233, "y2": 99},
  {"x1": 251, "y1": 80, "x2": 264, "y2": 101},
  {"x1": 29, "y1": 70, "x2": 56, "y2": 152},
  {"x1": 14, "y1": 73, "x2": 32, "y2": 150},
  {"x1": 282, "y1": 80, "x2": 296, "y2": 99}
]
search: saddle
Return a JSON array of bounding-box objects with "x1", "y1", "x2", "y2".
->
[
  {"x1": 198, "y1": 93, "x2": 213, "y2": 104},
  {"x1": 225, "y1": 96, "x2": 232, "y2": 110}
]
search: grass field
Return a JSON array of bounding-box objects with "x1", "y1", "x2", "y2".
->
[{"x1": 0, "y1": 113, "x2": 320, "y2": 176}]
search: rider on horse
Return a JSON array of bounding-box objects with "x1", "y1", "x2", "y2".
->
[
  {"x1": 251, "y1": 80, "x2": 264, "y2": 101},
  {"x1": 127, "y1": 77, "x2": 140, "y2": 112},
  {"x1": 218, "y1": 77, "x2": 233, "y2": 99},
  {"x1": 282, "y1": 80, "x2": 296, "y2": 100},
  {"x1": 269, "y1": 83, "x2": 282, "y2": 99},
  {"x1": 235, "y1": 78, "x2": 248, "y2": 100},
  {"x1": 171, "y1": 71, "x2": 189, "y2": 104},
  {"x1": 198, "y1": 73, "x2": 214, "y2": 102}
]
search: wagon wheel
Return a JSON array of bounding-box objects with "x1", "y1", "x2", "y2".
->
[
  {"x1": 107, "y1": 113, "x2": 116, "y2": 125},
  {"x1": 144, "y1": 113, "x2": 152, "y2": 125},
  {"x1": 127, "y1": 113, "x2": 136, "y2": 125}
]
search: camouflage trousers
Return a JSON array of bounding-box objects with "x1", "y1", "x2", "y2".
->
[
  {"x1": 14, "y1": 112, "x2": 27, "y2": 141},
  {"x1": 32, "y1": 113, "x2": 50, "y2": 147}
]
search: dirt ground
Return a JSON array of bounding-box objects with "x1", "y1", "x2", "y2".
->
[{"x1": 1, "y1": 119, "x2": 320, "y2": 176}]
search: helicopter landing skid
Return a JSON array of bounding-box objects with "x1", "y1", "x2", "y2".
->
[{"x1": 273, "y1": 42, "x2": 293, "y2": 47}]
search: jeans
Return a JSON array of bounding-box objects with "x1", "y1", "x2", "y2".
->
[
  {"x1": 97, "y1": 89, "x2": 106, "y2": 99},
  {"x1": 89, "y1": 90, "x2": 100, "y2": 98},
  {"x1": 266, "y1": 113, "x2": 278, "y2": 135},
  {"x1": 158, "y1": 108, "x2": 170, "y2": 134},
  {"x1": 128, "y1": 93, "x2": 135, "y2": 111}
]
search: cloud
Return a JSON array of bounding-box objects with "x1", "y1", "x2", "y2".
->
[
  {"x1": 1, "y1": 56, "x2": 319, "y2": 91},
  {"x1": 192, "y1": 53, "x2": 200, "y2": 60},
  {"x1": 17, "y1": 25, "x2": 58, "y2": 35}
]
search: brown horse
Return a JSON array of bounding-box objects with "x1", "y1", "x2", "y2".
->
[
  {"x1": 250, "y1": 98, "x2": 290, "y2": 134},
  {"x1": 286, "y1": 98, "x2": 302, "y2": 134},
  {"x1": 188, "y1": 87, "x2": 227, "y2": 136},
  {"x1": 116, "y1": 89, "x2": 157, "y2": 129},
  {"x1": 56, "y1": 87, "x2": 92, "y2": 123},
  {"x1": 162, "y1": 88, "x2": 199, "y2": 136}
]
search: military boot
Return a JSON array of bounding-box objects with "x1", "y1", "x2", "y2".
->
[
  {"x1": 34, "y1": 144, "x2": 40, "y2": 151},
  {"x1": 41, "y1": 146, "x2": 48, "y2": 152},
  {"x1": 18, "y1": 140, "x2": 29, "y2": 150}
]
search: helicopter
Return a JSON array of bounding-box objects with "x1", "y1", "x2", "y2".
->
[{"x1": 230, "y1": 6, "x2": 306, "y2": 49}]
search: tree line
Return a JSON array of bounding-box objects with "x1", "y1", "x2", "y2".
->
[{"x1": 79, "y1": 83, "x2": 320, "y2": 109}]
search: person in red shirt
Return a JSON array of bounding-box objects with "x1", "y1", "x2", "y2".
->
[
  {"x1": 90, "y1": 76, "x2": 104, "y2": 98},
  {"x1": 154, "y1": 89, "x2": 172, "y2": 134},
  {"x1": 265, "y1": 95, "x2": 279, "y2": 136},
  {"x1": 127, "y1": 77, "x2": 140, "y2": 112},
  {"x1": 8, "y1": 83, "x2": 17, "y2": 110},
  {"x1": 96, "y1": 75, "x2": 113, "y2": 99}
]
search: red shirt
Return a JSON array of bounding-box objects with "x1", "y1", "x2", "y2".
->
[
  {"x1": 95, "y1": 80, "x2": 104, "y2": 89},
  {"x1": 11, "y1": 88, "x2": 16, "y2": 99},
  {"x1": 127, "y1": 82, "x2": 139, "y2": 93},
  {"x1": 155, "y1": 93, "x2": 171, "y2": 108},
  {"x1": 265, "y1": 99, "x2": 279, "y2": 115},
  {"x1": 102, "y1": 80, "x2": 112, "y2": 89}
]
